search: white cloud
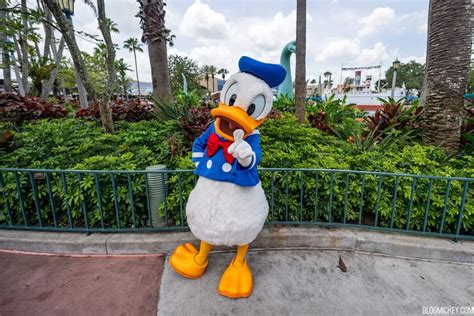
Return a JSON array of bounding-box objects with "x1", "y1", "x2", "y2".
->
[
  {"x1": 396, "y1": 11, "x2": 428, "y2": 34},
  {"x1": 358, "y1": 7, "x2": 395, "y2": 37},
  {"x1": 315, "y1": 38, "x2": 361, "y2": 62},
  {"x1": 236, "y1": 11, "x2": 299, "y2": 53},
  {"x1": 179, "y1": 0, "x2": 231, "y2": 43},
  {"x1": 356, "y1": 42, "x2": 389, "y2": 65},
  {"x1": 399, "y1": 54, "x2": 426, "y2": 64},
  {"x1": 176, "y1": 2, "x2": 309, "y2": 73},
  {"x1": 189, "y1": 45, "x2": 238, "y2": 71},
  {"x1": 168, "y1": 47, "x2": 189, "y2": 58}
]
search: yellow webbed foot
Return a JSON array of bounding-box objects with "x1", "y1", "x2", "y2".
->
[
  {"x1": 169, "y1": 243, "x2": 208, "y2": 279},
  {"x1": 217, "y1": 257, "x2": 253, "y2": 299}
]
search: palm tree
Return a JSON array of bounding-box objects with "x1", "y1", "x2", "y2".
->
[
  {"x1": 421, "y1": 0, "x2": 473, "y2": 154},
  {"x1": 137, "y1": 0, "x2": 172, "y2": 100},
  {"x1": 201, "y1": 65, "x2": 212, "y2": 95},
  {"x1": 209, "y1": 65, "x2": 217, "y2": 93},
  {"x1": 123, "y1": 37, "x2": 144, "y2": 98},
  {"x1": 217, "y1": 68, "x2": 229, "y2": 82},
  {"x1": 116, "y1": 58, "x2": 132, "y2": 99},
  {"x1": 295, "y1": 0, "x2": 306, "y2": 123}
]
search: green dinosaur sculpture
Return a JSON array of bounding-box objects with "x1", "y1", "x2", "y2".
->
[{"x1": 277, "y1": 41, "x2": 296, "y2": 98}]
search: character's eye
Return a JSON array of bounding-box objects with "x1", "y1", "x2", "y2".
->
[
  {"x1": 247, "y1": 95, "x2": 265, "y2": 118},
  {"x1": 229, "y1": 94, "x2": 237, "y2": 106},
  {"x1": 224, "y1": 82, "x2": 239, "y2": 106}
]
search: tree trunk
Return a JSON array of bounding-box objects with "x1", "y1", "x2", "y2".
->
[
  {"x1": 139, "y1": 0, "x2": 171, "y2": 100},
  {"x1": 96, "y1": 0, "x2": 115, "y2": 133},
  {"x1": 43, "y1": 0, "x2": 96, "y2": 102},
  {"x1": 19, "y1": 0, "x2": 29, "y2": 95},
  {"x1": 421, "y1": 0, "x2": 473, "y2": 155},
  {"x1": 0, "y1": 3, "x2": 12, "y2": 92},
  {"x1": 42, "y1": 1, "x2": 52, "y2": 59},
  {"x1": 295, "y1": 0, "x2": 306, "y2": 124},
  {"x1": 419, "y1": 0, "x2": 432, "y2": 107},
  {"x1": 133, "y1": 49, "x2": 141, "y2": 98},
  {"x1": 41, "y1": 37, "x2": 65, "y2": 100},
  {"x1": 10, "y1": 51, "x2": 24, "y2": 95},
  {"x1": 44, "y1": 0, "x2": 115, "y2": 133}
]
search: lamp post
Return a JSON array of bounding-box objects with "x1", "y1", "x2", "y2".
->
[
  {"x1": 56, "y1": 0, "x2": 74, "y2": 18},
  {"x1": 55, "y1": 0, "x2": 88, "y2": 108},
  {"x1": 390, "y1": 58, "x2": 400, "y2": 99}
]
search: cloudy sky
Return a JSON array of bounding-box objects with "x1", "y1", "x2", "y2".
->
[{"x1": 66, "y1": 0, "x2": 429, "y2": 85}]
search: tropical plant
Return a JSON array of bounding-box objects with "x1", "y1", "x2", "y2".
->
[
  {"x1": 29, "y1": 56, "x2": 56, "y2": 96},
  {"x1": 462, "y1": 101, "x2": 474, "y2": 151},
  {"x1": 217, "y1": 68, "x2": 229, "y2": 81},
  {"x1": 76, "y1": 99, "x2": 155, "y2": 122},
  {"x1": 306, "y1": 94, "x2": 363, "y2": 139},
  {"x1": 123, "y1": 37, "x2": 144, "y2": 98},
  {"x1": 200, "y1": 65, "x2": 212, "y2": 95},
  {"x1": 115, "y1": 58, "x2": 132, "y2": 98},
  {"x1": 364, "y1": 97, "x2": 424, "y2": 137},
  {"x1": 208, "y1": 65, "x2": 217, "y2": 93},
  {"x1": 153, "y1": 90, "x2": 201, "y2": 122},
  {"x1": 273, "y1": 95, "x2": 295, "y2": 112},
  {"x1": 0, "y1": 92, "x2": 68, "y2": 123}
]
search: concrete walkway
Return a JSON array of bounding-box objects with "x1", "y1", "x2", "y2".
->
[
  {"x1": 158, "y1": 249, "x2": 474, "y2": 315},
  {"x1": 1, "y1": 227, "x2": 473, "y2": 315}
]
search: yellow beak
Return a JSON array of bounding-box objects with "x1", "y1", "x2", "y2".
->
[{"x1": 211, "y1": 102, "x2": 265, "y2": 141}]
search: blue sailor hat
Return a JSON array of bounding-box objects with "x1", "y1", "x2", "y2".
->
[{"x1": 238, "y1": 56, "x2": 286, "y2": 88}]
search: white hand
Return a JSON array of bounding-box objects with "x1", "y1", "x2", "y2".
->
[{"x1": 228, "y1": 129, "x2": 253, "y2": 167}]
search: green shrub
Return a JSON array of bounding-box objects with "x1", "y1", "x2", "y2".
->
[
  {"x1": 0, "y1": 118, "x2": 180, "y2": 170},
  {"x1": 161, "y1": 115, "x2": 473, "y2": 234},
  {"x1": 0, "y1": 118, "x2": 186, "y2": 228},
  {"x1": 306, "y1": 94, "x2": 364, "y2": 140},
  {"x1": 0, "y1": 116, "x2": 472, "y2": 235}
]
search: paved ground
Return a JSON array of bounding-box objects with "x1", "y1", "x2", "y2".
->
[
  {"x1": 1, "y1": 248, "x2": 473, "y2": 316},
  {"x1": 0, "y1": 251, "x2": 165, "y2": 316},
  {"x1": 158, "y1": 249, "x2": 474, "y2": 315}
]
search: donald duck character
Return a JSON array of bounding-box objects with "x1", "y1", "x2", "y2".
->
[{"x1": 169, "y1": 56, "x2": 286, "y2": 299}]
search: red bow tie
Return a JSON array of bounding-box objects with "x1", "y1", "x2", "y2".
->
[{"x1": 207, "y1": 133, "x2": 235, "y2": 164}]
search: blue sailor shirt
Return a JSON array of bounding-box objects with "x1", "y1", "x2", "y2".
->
[{"x1": 191, "y1": 123, "x2": 262, "y2": 187}]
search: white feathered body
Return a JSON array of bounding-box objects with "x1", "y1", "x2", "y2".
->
[{"x1": 186, "y1": 176, "x2": 269, "y2": 246}]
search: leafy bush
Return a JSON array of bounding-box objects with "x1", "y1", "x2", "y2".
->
[
  {"x1": 153, "y1": 90, "x2": 201, "y2": 122},
  {"x1": 0, "y1": 118, "x2": 182, "y2": 228},
  {"x1": 75, "y1": 99, "x2": 155, "y2": 122},
  {"x1": 272, "y1": 95, "x2": 295, "y2": 112},
  {"x1": 161, "y1": 115, "x2": 473, "y2": 234},
  {"x1": 0, "y1": 119, "x2": 180, "y2": 170},
  {"x1": 364, "y1": 97, "x2": 423, "y2": 137},
  {"x1": 306, "y1": 94, "x2": 363, "y2": 139},
  {"x1": 0, "y1": 116, "x2": 472, "y2": 235},
  {"x1": 153, "y1": 90, "x2": 212, "y2": 149},
  {"x1": 181, "y1": 106, "x2": 212, "y2": 149},
  {"x1": 0, "y1": 93, "x2": 68, "y2": 123},
  {"x1": 462, "y1": 101, "x2": 474, "y2": 152}
]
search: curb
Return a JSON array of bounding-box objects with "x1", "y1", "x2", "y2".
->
[{"x1": 0, "y1": 227, "x2": 473, "y2": 263}]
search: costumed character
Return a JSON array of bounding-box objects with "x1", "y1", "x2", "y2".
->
[{"x1": 169, "y1": 56, "x2": 286, "y2": 298}]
